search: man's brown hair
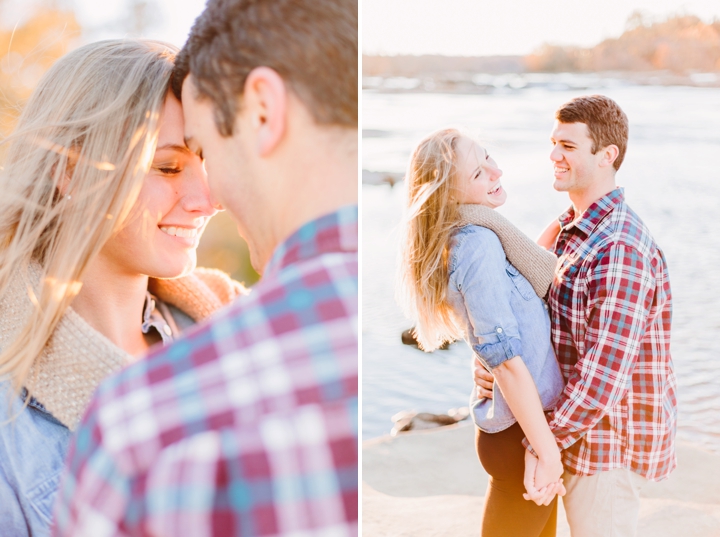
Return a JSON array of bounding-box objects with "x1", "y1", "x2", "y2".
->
[
  {"x1": 172, "y1": 0, "x2": 358, "y2": 137},
  {"x1": 556, "y1": 95, "x2": 629, "y2": 170}
]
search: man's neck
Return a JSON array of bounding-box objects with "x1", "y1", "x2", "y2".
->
[
  {"x1": 569, "y1": 175, "x2": 617, "y2": 218},
  {"x1": 255, "y1": 127, "x2": 357, "y2": 272}
]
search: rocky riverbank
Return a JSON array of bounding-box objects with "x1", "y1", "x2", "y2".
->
[{"x1": 363, "y1": 422, "x2": 720, "y2": 536}]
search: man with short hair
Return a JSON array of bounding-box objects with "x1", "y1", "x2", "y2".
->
[
  {"x1": 478, "y1": 95, "x2": 677, "y2": 536},
  {"x1": 53, "y1": 1, "x2": 358, "y2": 535},
  {"x1": 537, "y1": 95, "x2": 676, "y2": 536}
]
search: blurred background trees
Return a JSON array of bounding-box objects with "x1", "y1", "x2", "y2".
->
[
  {"x1": 0, "y1": 0, "x2": 259, "y2": 286},
  {"x1": 526, "y1": 13, "x2": 720, "y2": 73},
  {"x1": 0, "y1": 0, "x2": 80, "y2": 136}
]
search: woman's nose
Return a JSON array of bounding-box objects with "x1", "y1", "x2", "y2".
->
[{"x1": 181, "y1": 164, "x2": 217, "y2": 216}]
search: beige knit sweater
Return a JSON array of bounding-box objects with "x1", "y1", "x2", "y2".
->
[
  {"x1": 457, "y1": 204, "x2": 558, "y2": 298},
  {"x1": 0, "y1": 263, "x2": 245, "y2": 430}
]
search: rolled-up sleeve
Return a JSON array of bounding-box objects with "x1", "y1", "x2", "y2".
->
[{"x1": 450, "y1": 227, "x2": 523, "y2": 369}]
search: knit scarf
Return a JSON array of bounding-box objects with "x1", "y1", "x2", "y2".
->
[
  {"x1": 456, "y1": 204, "x2": 557, "y2": 298},
  {"x1": 0, "y1": 263, "x2": 245, "y2": 430}
]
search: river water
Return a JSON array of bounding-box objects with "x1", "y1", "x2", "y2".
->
[{"x1": 361, "y1": 81, "x2": 720, "y2": 453}]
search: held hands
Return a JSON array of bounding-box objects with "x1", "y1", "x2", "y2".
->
[
  {"x1": 474, "y1": 357, "x2": 494, "y2": 399},
  {"x1": 522, "y1": 448, "x2": 566, "y2": 506},
  {"x1": 474, "y1": 358, "x2": 564, "y2": 505}
]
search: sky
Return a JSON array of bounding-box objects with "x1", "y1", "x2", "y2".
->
[
  {"x1": 72, "y1": 0, "x2": 208, "y2": 46},
  {"x1": 0, "y1": 0, "x2": 208, "y2": 47},
  {"x1": 363, "y1": 0, "x2": 720, "y2": 56}
]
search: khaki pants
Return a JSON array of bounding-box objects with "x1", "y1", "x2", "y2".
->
[{"x1": 562, "y1": 468, "x2": 648, "y2": 537}]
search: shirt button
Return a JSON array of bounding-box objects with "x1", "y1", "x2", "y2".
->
[
  {"x1": 496, "y1": 327, "x2": 503, "y2": 333},
  {"x1": 163, "y1": 325, "x2": 172, "y2": 337}
]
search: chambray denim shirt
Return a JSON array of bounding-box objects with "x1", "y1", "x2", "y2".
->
[
  {"x1": 0, "y1": 294, "x2": 190, "y2": 537},
  {"x1": 0, "y1": 386, "x2": 69, "y2": 536},
  {"x1": 447, "y1": 225, "x2": 565, "y2": 433}
]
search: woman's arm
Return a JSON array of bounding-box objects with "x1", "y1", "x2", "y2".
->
[
  {"x1": 492, "y1": 356, "x2": 563, "y2": 493},
  {"x1": 536, "y1": 218, "x2": 561, "y2": 250},
  {"x1": 451, "y1": 228, "x2": 563, "y2": 497}
]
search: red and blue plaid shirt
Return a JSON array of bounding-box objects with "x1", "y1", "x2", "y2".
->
[
  {"x1": 543, "y1": 188, "x2": 676, "y2": 481},
  {"x1": 53, "y1": 206, "x2": 358, "y2": 536}
]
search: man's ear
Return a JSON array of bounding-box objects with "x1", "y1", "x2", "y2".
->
[
  {"x1": 242, "y1": 67, "x2": 287, "y2": 156},
  {"x1": 599, "y1": 144, "x2": 619, "y2": 169}
]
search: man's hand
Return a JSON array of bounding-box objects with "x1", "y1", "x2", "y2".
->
[
  {"x1": 522, "y1": 449, "x2": 566, "y2": 506},
  {"x1": 474, "y1": 357, "x2": 494, "y2": 399}
]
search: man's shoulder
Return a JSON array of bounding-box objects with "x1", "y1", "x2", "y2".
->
[
  {"x1": 110, "y1": 249, "x2": 357, "y2": 382},
  {"x1": 590, "y1": 200, "x2": 660, "y2": 260},
  {"x1": 87, "y1": 252, "x2": 358, "y2": 457}
]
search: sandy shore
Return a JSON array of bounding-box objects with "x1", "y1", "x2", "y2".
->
[{"x1": 363, "y1": 422, "x2": 720, "y2": 536}]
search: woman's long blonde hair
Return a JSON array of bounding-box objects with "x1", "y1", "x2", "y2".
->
[
  {"x1": 0, "y1": 39, "x2": 178, "y2": 394},
  {"x1": 398, "y1": 128, "x2": 466, "y2": 352}
]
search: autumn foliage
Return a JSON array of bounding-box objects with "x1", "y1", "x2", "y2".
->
[
  {"x1": 526, "y1": 13, "x2": 720, "y2": 73},
  {"x1": 0, "y1": 3, "x2": 81, "y2": 136}
]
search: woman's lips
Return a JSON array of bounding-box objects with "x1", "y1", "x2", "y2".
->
[
  {"x1": 487, "y1": 184, "x2": 503, "y2": 195},
  {"x1": 159, "y1": 226, "x2": 198, "y2": 238}
]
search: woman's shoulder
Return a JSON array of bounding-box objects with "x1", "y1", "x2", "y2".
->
[
  {"x1": 451, "y1": 225, "x2": 504, "y2": 254},
  {"x1": 148, "y1": 268, "x2": 248, "y2": 323},
  {"x1": 449, "y1": 225, "x2": 506, "y2": 279},
  {"x1": 0, "y1": 383, "x2": 69, "y2": 433},
  {"x1": 0, "y1": 383, "x2": 70, "y2": 475}
]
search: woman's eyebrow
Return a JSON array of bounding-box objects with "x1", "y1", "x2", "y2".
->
[
  {"x1": 470, "y1": 149, "x2": 486, "y2": 175},
  {"x1": 155, "y1": 143, "x2": 191, "y2": 154}
]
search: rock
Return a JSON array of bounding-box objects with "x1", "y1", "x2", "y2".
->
[
  {"x1": 362, "y1": 170, "x2": 404, "y2": 187},
  {"x1": 391, "y1": 408, "x2": 470, "y2": 436}
]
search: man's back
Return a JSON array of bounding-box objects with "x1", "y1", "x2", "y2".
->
[{"x1": 53, "y1": 206, "x2": 359, "y2": 536}]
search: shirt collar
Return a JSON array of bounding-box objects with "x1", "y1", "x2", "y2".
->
[
  {"x1": 264, "y1": 205, "x2": 358, "y2": 277},
  {"x1": 559, "y1": 187, "x2": 624, "y2": 237},
  {"x1": 141, "y1": 292, "x2": 176, "y2": 344}
]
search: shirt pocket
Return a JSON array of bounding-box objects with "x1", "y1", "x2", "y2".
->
[
  {"x1": 505, "y1": 262, "x2": 535, "y2": 301},
  {"x1": 26, "y1": 470, "x2": 61, "y2": 526}
]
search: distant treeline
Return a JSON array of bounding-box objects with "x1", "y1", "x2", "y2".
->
[
  {"x1": 363, "y1": 13, "x2": 720, "y2": 77},
  {"x1": 528, "y1": 14, "x2": 720, "y2": 72},
  {"x1": 363, "y1": 55, "x2": 525, "y2": 77}
]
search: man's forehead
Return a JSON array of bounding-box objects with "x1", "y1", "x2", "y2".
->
[{"x1": 551, "y1": 120, "x2": 590, "y2": 140}]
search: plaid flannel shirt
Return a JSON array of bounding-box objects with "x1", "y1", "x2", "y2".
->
[
  {"x1": 538, "y1": 188, "x2": 677, "y2": 481},
  {"x1": 53, "y1": 206, "x2": 359, "y2": 536}
]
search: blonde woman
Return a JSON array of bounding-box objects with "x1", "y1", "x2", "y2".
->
[
  {"x1": 0, "y1": 40, "x2": 243, "y2": 535},
  {"x1": 398, "y1": 128, "x2": 565, "y2": 537}
]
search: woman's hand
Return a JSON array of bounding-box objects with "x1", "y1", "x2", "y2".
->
[
  {"x1": 523, "y1": 449, "x2": 566, "y2": 506},
  {"x1": 473, "y1": 357, "x2": 494, "y2": 399},
  {"x1": 535, "y1": 452, "x2": 564, "y2": 490},
  {"x1": 536, "y1": 218, "x2": 561, "y2": 250}
]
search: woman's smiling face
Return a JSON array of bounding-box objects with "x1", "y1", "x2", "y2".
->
[
  {"x1": 99, "y1": 92, "x2": 219, "y2": 279},
  {"x1": 454, "y1": 135, "x2": 506, "y2": 209}
]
